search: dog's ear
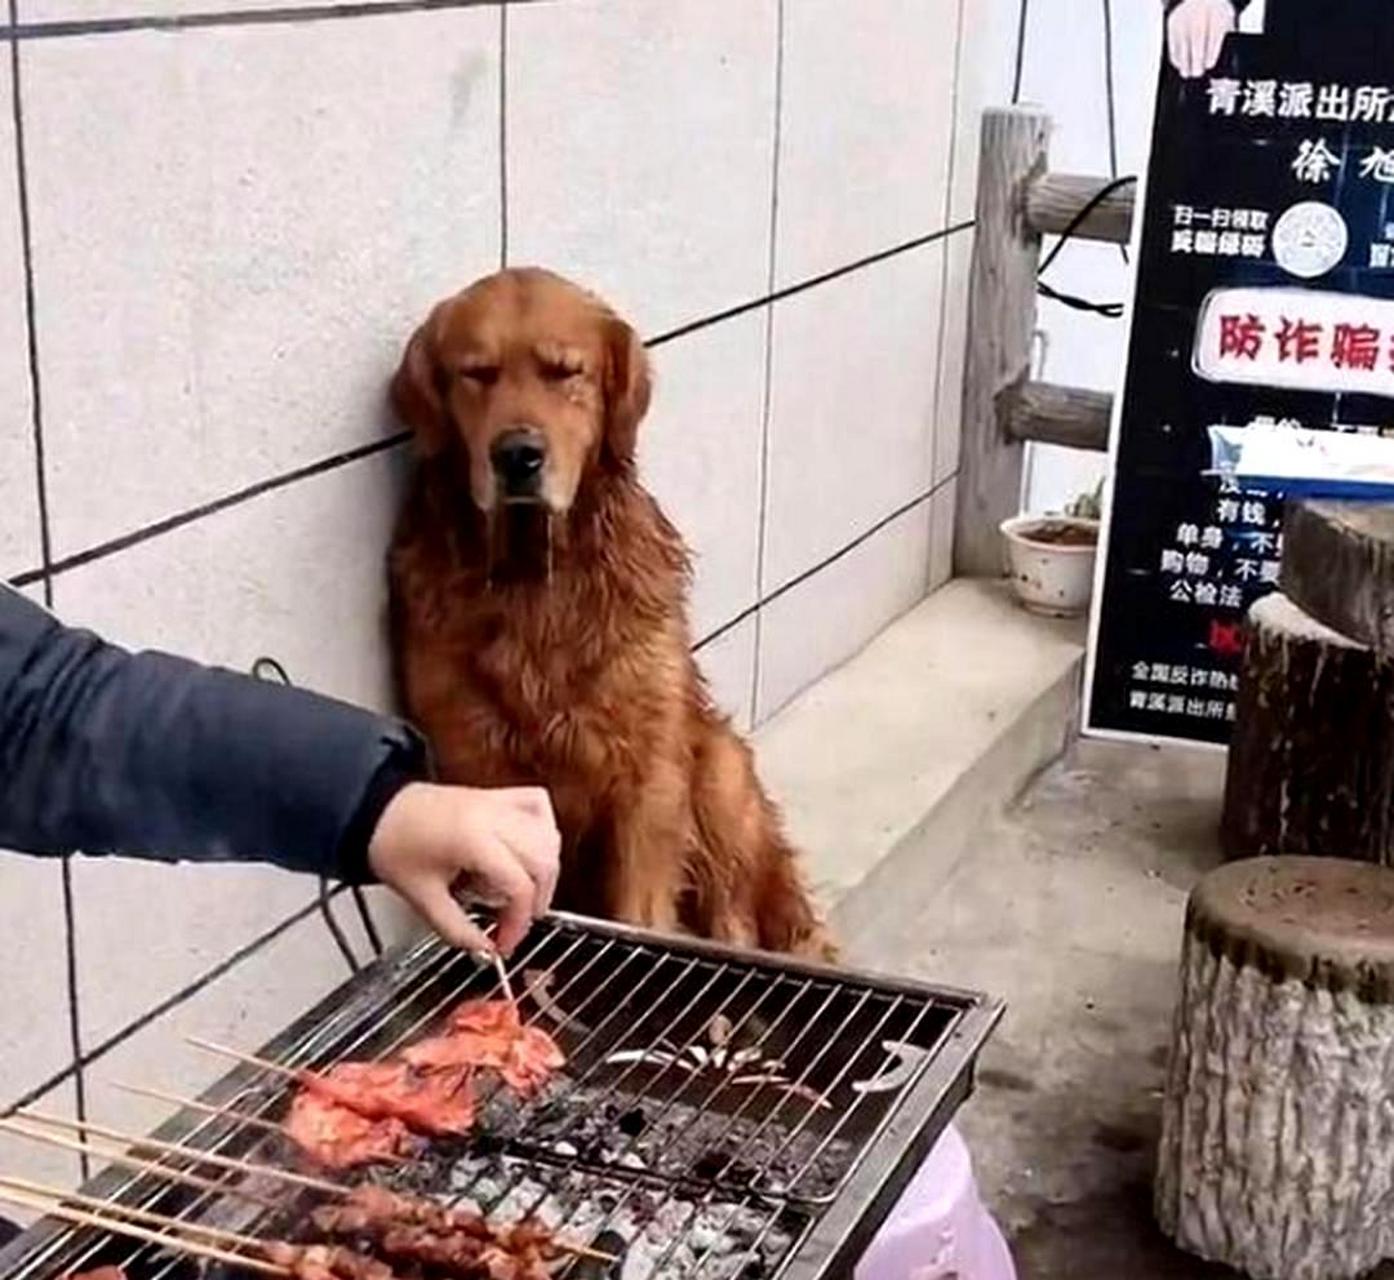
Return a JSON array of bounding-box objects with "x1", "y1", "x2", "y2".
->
[
  {"x1": 390, "y1": 308, "x2": 451, "y2": 456},
  {"x1": 602, "y1": 317, "x2": 652, "y2": 467}
]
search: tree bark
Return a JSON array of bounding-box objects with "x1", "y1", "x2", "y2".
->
[
  {"x1": 1222, "y1": 592, "x2": 1394, "y2": 864},
  {"x1": 1156, "y1": 857, "x2": 1394, "y2": 1280},
  {"x1": 1282, "y1": 500, "x2": 1394, "y2": 654}
]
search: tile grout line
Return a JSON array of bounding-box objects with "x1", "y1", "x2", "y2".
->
[
  {"x1": 11, "y1": 0, "x2": 545, "y2": 41},
  {"x1": 694, "y1": 473, "x2": 955, "y2": 657},
  {"x1": 8, "y1": 0, "x2": 90, "y2": 1180},
  {"x1": 0, "y1": 889, "x2": 348, "y2": 1120},
  {"x1": 748, "y1": 0, "x2": 784, "y2": 730},
  {"x1": 928, "y1": 0, "x2": 966, "y2": 521},
  {"x1": 497, "y1": 0, "x2": 507, "y2": 269},
  {"x1": 5, "y1": 225, "x2": 974, "y2": 594}
]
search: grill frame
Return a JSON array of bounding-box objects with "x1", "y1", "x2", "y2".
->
[{"x1": 0, "y1": 913, "x2": 1002, "y2": 1280}]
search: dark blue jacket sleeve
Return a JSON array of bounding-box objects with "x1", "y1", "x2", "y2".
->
[{"x1": 0, "y1": 585, "x2": 427, "y2": 882}]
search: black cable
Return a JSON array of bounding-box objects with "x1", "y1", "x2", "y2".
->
[
  {"x1": 351, "y1": 884, "x2": 386, "y2": 957},
  {"x1": 318, "y1": 876, "x2": 362, "y2": 973},
  {"x1": 250, "y1": 655, "x2": 368, "y2": 970},
  {"x1": 1037, "y1": 174, "x2": 1137, "y2": 317},
  {"x1": 1011, "y1": 0, "x2": 1029, "y2": 103}
]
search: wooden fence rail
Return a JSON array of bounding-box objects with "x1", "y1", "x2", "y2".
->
[{"x1": 953, "y1": 106, "x2": 1137, "y2": 577}]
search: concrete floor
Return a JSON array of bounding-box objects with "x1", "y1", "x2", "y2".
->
[{"x1": 855, "y1": 737, "x2": 1240, "y2": 1279}]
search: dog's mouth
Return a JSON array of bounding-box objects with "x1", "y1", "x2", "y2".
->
[{"x1": 482, "y1": 501, "x2": 557, "y2": 584}]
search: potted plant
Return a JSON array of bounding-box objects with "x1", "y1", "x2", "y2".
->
[{"x1": 999, "y1": 480, "x2": 1102, "y2": 618}]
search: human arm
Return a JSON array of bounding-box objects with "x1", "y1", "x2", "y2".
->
[{"x1": 0, "y1": 585, "x2": 558, "y2": 953}]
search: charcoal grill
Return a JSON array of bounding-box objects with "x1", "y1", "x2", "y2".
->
[{"x1": 0, "y1": 913, "x2": 1002, "y2": 1280}]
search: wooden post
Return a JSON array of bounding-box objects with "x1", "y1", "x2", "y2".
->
[
  {"x1": 1026, "y1": 172, "x2": 1135, "y2": 244},
  {"x1": 1281, "y1": 500, "x2": 1394, "y2": 653},
  {"x1": 953, "y1": 107, "x2": 1050, "y2": 578},
  {"x1": 1157, "y1": 857, "x2": 1394, "y2": 1280},
  {"x1": 1221, "y1": 592, "x2": 1394, "y2": 863},
  {"x1": 1002, "y1": 380, "x2": 1112, "y2": 451}
]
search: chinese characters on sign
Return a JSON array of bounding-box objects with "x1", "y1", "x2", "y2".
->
[
  {"x1": 1170, "y1": 207, "x2": 1268, "y2": 258},
  {"x1": 1194, "y1": 289, "x2": 1394, "y2": 397},
  {"x1": 1086, "y1": 17, "x2": 1394, "y2": 745}
]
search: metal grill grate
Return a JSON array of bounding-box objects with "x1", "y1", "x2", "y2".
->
[{"x1": 0, "y1": 915, "x2": 1001, "y2": 1280}]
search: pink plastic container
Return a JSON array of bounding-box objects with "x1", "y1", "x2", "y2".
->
[{"x1": 856, "y1": 1124, "x2": 1017, "y2": 1280}]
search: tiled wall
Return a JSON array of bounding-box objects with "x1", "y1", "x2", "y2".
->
[{"x1": 0, "y1": 0, "x2": 1025, "y2": 1192}]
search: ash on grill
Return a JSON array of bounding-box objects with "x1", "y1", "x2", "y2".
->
[{"x1": 475, "y1": 1080, "x2": 851, "y2": 1199}]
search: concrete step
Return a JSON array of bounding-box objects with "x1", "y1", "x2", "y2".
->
[{"x1": 755, "y1": 578, "x2": 1087, "y2": 941}]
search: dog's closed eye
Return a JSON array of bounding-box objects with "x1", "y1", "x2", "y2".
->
[
  {"x1": 538, "y1": 358, "x2": 583, "y2": 383},
  {"x1": 459, "y1": 364, "x2": 500, "y2": 387}
]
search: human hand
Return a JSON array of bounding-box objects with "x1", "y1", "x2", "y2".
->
[
  {"x1": 367, "y1": 782, "x2": 561, "y2": 956},
  {"x1": 1167, "y1": 0, "x2": 1236, "y2": 79}
]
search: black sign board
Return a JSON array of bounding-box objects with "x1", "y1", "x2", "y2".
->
[{"x1": 1086, "y1": 0, "x2": 1394, "y2": 745}]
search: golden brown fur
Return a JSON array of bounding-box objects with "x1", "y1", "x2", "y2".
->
[{"x1": 387, "y1": 268, "x2": 834, "y2": 958}]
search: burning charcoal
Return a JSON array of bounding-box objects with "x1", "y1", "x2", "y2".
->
[{"x1": 616, "y1": 1109, "x2": 646, "y2": 1138}]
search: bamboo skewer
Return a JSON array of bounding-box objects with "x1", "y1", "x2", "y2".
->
[
  {"x1": 110, "y1": 1083, "x2": 288, "y2": 1139},
  {"x1": 107, "y1": 1083, "x2": 409, "y2": 1168},
  {"x1": 186, "y1": 1038, "x2": 307, "y2": 1086},
  {"x1": 3, "y1": 1116, "x2": 617, "y2": 1267},
  {"x1": 0, "y1": 1119, "x2": 280, "y2": 1209},
  {"x1": 491, "y1": 953, "x2": 515, "y2": 1005},
  {"x1": 17, "y1": 1110, "x2": 344, "y2": 1197},
  {"x1": 0, "y1": 1184, "x2": 288, "y2": 1277},
  {"x1": 0, "y1": 1176, "x2": 264, "y2": 1252}
]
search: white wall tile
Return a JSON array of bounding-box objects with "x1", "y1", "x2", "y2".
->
[
  {"x1": 763, "y1": 242, "x2": 943, "y2": 593},
  {"x1": 68, "y1": 857, "x2": 337, "y2": 1052},
  {"x1": 76, "y1": 910, "x2": 359, "y2": 1146},
  {"x1": 0, "y1": 1081, "x2": 81, "y2": 1205},
  {"x1": 46, "y1": 452, "x2": 402, "y2": 1047},
  {"x1": 506, "y1": 0, "x2": 777, "y2": 338},
  {"x1": 928, "y1": 475, "x2": 957, "y2": 593},
  {"x1": 0, "y1": 53, "x2": 40, "y2": 582},
  {"x1": 949, "y1": 0, "x2": 1023, "y2": 225},
  {"x1": 22, "y1": 10, "x2": 500, "y2": 559},
  {"x1": 776, "y1": 0, "x2": 958, "y2": 286},
  {"x1": 0, "y1": 858, "x2": 77, "y2": 1104},
  {"x1": 695, "y1": 618, "x2": 756, "y2": 734},
  {"x1": 640, "y1": 312, "x2": 766, "y2": 641},
  {"x1": 50, "y1": 449, "x2": 404, "y2": 715},
  {"x1": 756, "y1": 501, "x2": 931, "y2": 723},
  {"x1": 933, "y1": 227, "x2": 973, "y2": 486},
  {"x1": 23, "y1": 0, "x2": 353, "y2": 15}
]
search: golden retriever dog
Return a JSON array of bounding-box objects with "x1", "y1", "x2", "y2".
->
[{"x1": 387, "y1": 268, "x2": 834, "y2": 958}]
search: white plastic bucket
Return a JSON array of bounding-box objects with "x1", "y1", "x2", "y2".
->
[{"x1": 857, "y1": 1124, "x2": 1016, "y2": 1280}]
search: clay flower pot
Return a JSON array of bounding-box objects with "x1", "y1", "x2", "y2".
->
[{"x1": 999, "y1": 515, "x2": 1099, "y2": 618}]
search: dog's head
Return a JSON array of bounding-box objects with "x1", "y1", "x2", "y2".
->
[{"x1": 390, "y1": 268, "x2": 651, "y2": 515}]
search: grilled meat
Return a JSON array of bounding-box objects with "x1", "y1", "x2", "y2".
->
[{"x1": 401, "y1": 1000, "x2": 564, "y2": 1098}]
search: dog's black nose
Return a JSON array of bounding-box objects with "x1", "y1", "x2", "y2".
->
[{"x1": 491, "y1": 428, "x2": 546, "y2": 496}]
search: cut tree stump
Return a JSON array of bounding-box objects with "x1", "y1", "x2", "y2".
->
[
  {"x1": 1156, "y1": 857, "x2": 1394, "y2": 1280},
  {"x1": 1222, "y1": 592, "x2": 1394, "y2": 864},
  {"x1": 1282, "y1": 500, "x2": 1394, "y2": 653}
]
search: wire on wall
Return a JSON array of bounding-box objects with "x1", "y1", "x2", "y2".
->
[
  {"x1": 1037, "y1": 174, "x2": 1137, "y2": 318},
  {"x1": 250, "y1": 656, "x2": 382, "y2": 964}
]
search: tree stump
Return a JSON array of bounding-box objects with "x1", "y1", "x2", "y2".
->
[
  {"x1": 1222, "y1": 592, "x2": 1394, "y2": 863},
  {"x1": 1282, "y1": 500, "x2": 1394, "y2": 653},
  {"x1": 1156, "y1": 857, "x2": 1394, "y2": 1280}
]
